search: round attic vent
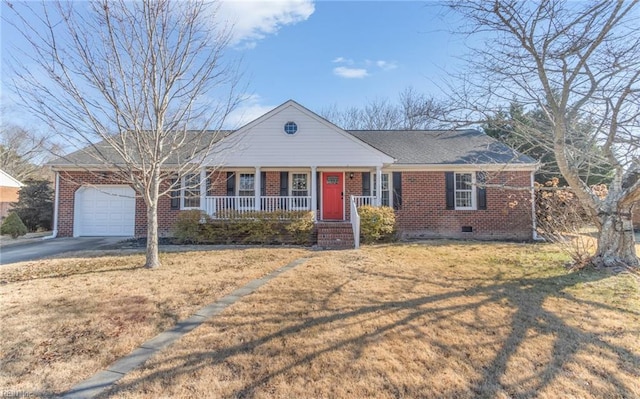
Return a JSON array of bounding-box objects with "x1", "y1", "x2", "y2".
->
[{"x1": 284, "y1": 121, "x2": 298, "y2": 135}]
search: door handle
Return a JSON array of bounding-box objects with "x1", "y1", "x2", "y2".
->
[{"x1": 341, "y1": 192, "x2": 344, "y2": 199}]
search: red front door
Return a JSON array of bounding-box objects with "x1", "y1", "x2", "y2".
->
[{"x1": 322, "y1": 172, "x2": 344, "y2": 220}]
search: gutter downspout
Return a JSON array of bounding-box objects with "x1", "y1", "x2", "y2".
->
[{"x1": 43, "y1": 171, "x2": 59, "y2": 240}]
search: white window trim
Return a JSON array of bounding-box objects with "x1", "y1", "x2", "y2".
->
[
  {"x1": 290, "y1": 172, "x2": 310, "y2": 195},
  {"x1": 454, "y1": 172, "x2": 476, "y2": 210},
  {"x1": 372, "y1": 173, "x2": 392, "y2": 208},
  {"x1": 290, "y1": 172, "x2": 310, "y2": 210},
  {"x1": 236, "y1": 173, "x2": 256, "y2": 211},
  {"x1": 237, "y1": 173, "x2": 255, "y2": 197},
  {"x1": 181, "y1": 173, "x2": 201, "y2": 210}
]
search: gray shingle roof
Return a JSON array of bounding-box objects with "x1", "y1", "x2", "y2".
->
[
  {"x1": 48, "y1": 130, "x2": 230, "y2": 167},
  {"x1": 348, "y1": 129, "x2": 537, "y2": 165},
  {"x1": 49, "y1": 128, "x2": 536, "y2": 168}
]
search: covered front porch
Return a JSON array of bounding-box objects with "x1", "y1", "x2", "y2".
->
[{"x1": 188, "y1": 167, "x2": 385, "y2": 221}]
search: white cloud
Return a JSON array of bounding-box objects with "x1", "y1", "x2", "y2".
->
[
  {"x1": 332, "y1": 57, "x2": 354, "y2": 64},
  {"x1": 333, "y1": 66, "x2": 369, "y2": 79},
  {"x1": 225, "y1": 94, "x2": 274, "y2": 128},
  {"x1": 376, "y1": 60, "x2": 398, "y2": 71},
  {"x1": 218, "y1": 0, "x2": 315, "y2": 48},
  {"x1": 331, "y1": 57, "x2": 397, "y2": 78}
]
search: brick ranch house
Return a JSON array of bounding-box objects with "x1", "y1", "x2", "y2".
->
[{"x1": 48, "y1": 100, "x2": 539, "y2": 246}]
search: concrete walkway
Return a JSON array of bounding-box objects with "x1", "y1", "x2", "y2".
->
[{"x1": 61, "y1": 257, "x2": 308, "y2": 399}]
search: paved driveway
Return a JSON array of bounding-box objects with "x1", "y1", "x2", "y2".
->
[{"x1": 0, "y1": 237, "x2": 129, "y2": 266}]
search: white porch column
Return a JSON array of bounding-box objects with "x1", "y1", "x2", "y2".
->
[
  {"x1": 255, "y1": 166, "x2": 261, "y2": 210},
  {"x1": 199, "y1": 167, "x2": 207, "y2": 212},
  {"x1": 311, "y1": 166, "x2": 317, "y2": 220},
  {"x1": 376, "y1": 166, "x2": 382, "y2": 206}
]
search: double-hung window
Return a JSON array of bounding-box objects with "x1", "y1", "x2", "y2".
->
[
  {"x1": 182, "y1": 173, "x2": 201, "y2": 208},
  {"x1": 373, "y1": 173, "x2": 391, "y2": 207},
  {"x1": 291, "y1": 173, "x2": 309, "y2": 209},
  {"x1": 455, "y1": 172, "x2": 475, "y2": 210},
  {"x1": 237, "y1": 173, "x2": 255, "y2": 210},
  {"x1": 238, "y1": 173, "x2": 255, "y2": 197},
  {"x1": 291, "y1": 173, "x2": 308, "y2": 196}
]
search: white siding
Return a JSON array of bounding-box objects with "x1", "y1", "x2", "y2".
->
[
  {"x1": 0, "y1": 169, "x2": 23, "y2": 188},
  {"x1": 209, "y1": 102, "x2": 394, "y2": 167}
]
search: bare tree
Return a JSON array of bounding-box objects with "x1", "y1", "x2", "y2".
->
[
  {"x1": 321, "y1": 88, "x2": 448, "y2": 130},
  {"x1": 0, "y1": 124, "x2": 57, "y2": 181},
  {"x1": 446, "y1": 0, "x2": 640, "y2": 268},
  {"x1": 5, "y1": 0, "x2": 240, "y2": 268},
  {"x1": 398, "y1": 87, "x2": 448, "y2": 130}
]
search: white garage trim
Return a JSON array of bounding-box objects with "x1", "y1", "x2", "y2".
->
[{"x1": 74, "y1": 185, "x2": 135, "y2": 237}]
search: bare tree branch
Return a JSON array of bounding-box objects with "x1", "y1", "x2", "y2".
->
[
  {"x1": 4, "y1": 0, "x2": 242, "y2": 268},
  {"x1": 446, "y1": 0, "x2": 640, "y2": 268}
]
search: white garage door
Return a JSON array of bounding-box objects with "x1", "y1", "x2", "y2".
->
[{"x1": 74, "y1": 185, "x2": 135, "y2": 237}]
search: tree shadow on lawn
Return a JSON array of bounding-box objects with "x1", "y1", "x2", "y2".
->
[{"x1": 99, "y1": 267, "x2": 640, "y2": 398}]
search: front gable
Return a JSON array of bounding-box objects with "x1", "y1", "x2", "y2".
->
[{"x1": 205, "y1": 100, "x2": 395, "y2": 167}]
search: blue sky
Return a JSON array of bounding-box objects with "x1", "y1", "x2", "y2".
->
[
  {"x1": 222, "y1": 0, "x2": 463, "y2": 126},
  {"x1": 1, "y1": 1, "x2": 466, "y2": 130}
]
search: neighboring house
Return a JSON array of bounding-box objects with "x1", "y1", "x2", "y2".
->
[
  {"x1": 48, "y1": 100, "x2": 538, "y2": 244},
  {"x1": 0, "y1": 169, "x2": 23, "y2": 222}
]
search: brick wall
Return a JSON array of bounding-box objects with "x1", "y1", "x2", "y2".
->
[
  {"x1": 344, "y1": 172, "x2": 362, "y2": 220},
  {"x1": 265, "y1": 171, "x2": 280, "y2": 196},
  {"x1": 0, "y1": 186, "x2": 20, "y2": 220},
  {"x1": 208, "y1": 171, "x2": 228, "y2": 196},
  {"x1": 56, "y1": 169, "x2": 534, "y2": 241},
  {"x1": 395, "y1": 171, "x2": 533, "y2": 240},
  {"x1": 0, "y1": 185, "x2": 20, "y2": 203},
  {"x1": 57, "y1": 171, "x2": 180, "y2": 238},
  {"x1": 134, "y1": 178, "x2": 181, "y2": 237}
]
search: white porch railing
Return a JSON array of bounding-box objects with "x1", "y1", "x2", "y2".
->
[
  {"x1": 350, "y1": 195, "x2": 361, "y2": 249},
  {"x1": 261, "y1": 196, "x2": 312, "y2": 212},
  {"x1": 204, "y1": 196, "x2": 255, "y2": 216},
  {"x1": 204, "y1": 196, "x2": 312, "y2": 219},
  {"x1": 352, "y1": 195, "x2": 378, "y2": 207}
]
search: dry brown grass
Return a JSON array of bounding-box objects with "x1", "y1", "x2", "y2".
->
[
  {"x1": 98, "y1": 242, "x2": 640, "y2": 399},
  {"x1": 0, "y1": 247, "x2": 307, "y2": 397}
]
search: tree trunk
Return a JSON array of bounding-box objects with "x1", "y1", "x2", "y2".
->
[
  {"x1": 144, "y1": 199, "x2": 161, "y2": 268},
  {"x1": 592, "y1": 208, "x2": 639, "y2": 268},
  {"x1": 144, "y1": 174, "x2": 161, "y2": 269}
]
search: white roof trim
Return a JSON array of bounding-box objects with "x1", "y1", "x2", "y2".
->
[{"x1": 0, "y1": 169, "x2": 24, "y2": 187}]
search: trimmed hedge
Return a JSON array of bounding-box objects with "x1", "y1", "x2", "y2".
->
[
  {"x1": 358, "y1": 205, "x2": 396, "y2": 244},
  {"x1": 172, "y1": 210, "x2": 315, "y2": 245}
]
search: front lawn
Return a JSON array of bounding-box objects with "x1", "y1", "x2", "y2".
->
[
  {"x1": 1, "y1": 242, "x2": 639, "y2": 398},
  {"x1": 0, "y1": 248, "x2": 307, "y2": 396}
]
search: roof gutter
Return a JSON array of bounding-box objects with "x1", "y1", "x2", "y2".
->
[
  {"x1": 43, "y1": 171, "x2": 59, "y2": 240},
  {"x1": 384, "y1": 163, "x2": 539, "y2": 172}
]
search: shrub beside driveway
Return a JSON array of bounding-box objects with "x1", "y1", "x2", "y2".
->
[{"x1": 1, "y1": 242, "x2": 639, "y2": 398}]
